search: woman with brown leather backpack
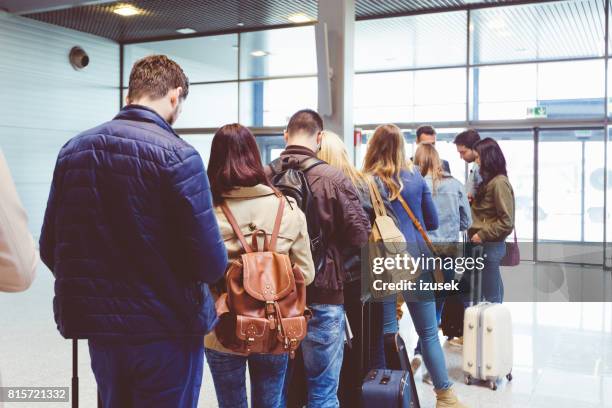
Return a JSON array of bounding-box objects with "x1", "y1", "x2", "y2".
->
[{"x1": 205, "y1": 124, "x2": 315, "y2": 408}]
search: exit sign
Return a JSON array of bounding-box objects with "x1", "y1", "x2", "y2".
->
[{"x1": 527, "y1": 106, "x2": 547, "y2": 118}]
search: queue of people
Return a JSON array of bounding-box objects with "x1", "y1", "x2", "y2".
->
[{"x1": 34, "y1": 55, "x2": 516, "y2": 407}]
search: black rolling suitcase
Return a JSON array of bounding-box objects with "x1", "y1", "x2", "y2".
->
[
  {"x1": 362, "y1": 331, "x2": 420, "y2": 408},
  {"x1": 72, "y1": 339, "x2": 103, "y2": 408},
  {"x1": 440, "y1": 295, "x2": 465, "y2": 340},
  {"x1": 440, "y1": 234, "x2": 484, "y2": 340}
]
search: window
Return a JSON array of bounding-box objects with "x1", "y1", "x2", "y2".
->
[
  {"x1": 355, "y1": 11, "x2": 467, "y2": 71},
  {"x1": 240, "y1": 26, "x2": 316, "y2": 79},
  {"x1": 174, "y1": 83, "x2": 238, "y2": 129},
  {"x1": 239, "y1": 77, "x2": 317, "y2": 127},
  {"x1": 472, "y1": 60, "x2": 605, "y2": 121},
  {"x1": 354, "y1": 68, "x2": 466, "y2": 125},
  {"x1": 123, "y1": 35, "x2": 238, "y2": 82},
  {"x1": 471, "y1": 0, "x2": 604, "y2": 65}
]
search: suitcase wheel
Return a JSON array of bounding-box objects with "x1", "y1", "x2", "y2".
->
[
  {"x1": 506, "y1": 373, "x2": 513, "y2": 382},
  {"x1": 464, "y1": 375, "x2": 472, "y2": 385},
  {"x1": 488, "y1": 380, "x2": 497, "y2": 391}
]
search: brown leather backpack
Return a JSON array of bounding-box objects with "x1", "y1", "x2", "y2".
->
[{"x1": 214, "y1": 193, "x2": 310, "y2": 358}]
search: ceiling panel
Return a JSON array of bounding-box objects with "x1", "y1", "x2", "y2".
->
[
  {"x1": 17, "y1": 0, "x2": 578, "y2": 44},
  {"x1": 21, "y1": 0, "x2": 318, "y2": 43}
]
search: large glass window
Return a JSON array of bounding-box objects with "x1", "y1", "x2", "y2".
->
[
  {"x1": 174, "y1": 83, "x2": 238, "y2": 129},
  {"x1": 355, "y1": 11, "x2": 467, "y2": 71},
  {"x1": 123, "y1": 35, "x2": 238, "y2": 82},
  {"x1": 471, "y1": 0, "x2": 604, "y2": 65},
  {"x1": 240, "y1": 26, "x2": 316, "y2": 79},
  {"x1": 472, "y1": 60, "x2": 605, "y2": 121},
  {"x1": 239, "y1": 77, "x2": 317, "y2": 127},
  {"x1": 354, "y1": 68, "x2": 466, "y2": 125}
]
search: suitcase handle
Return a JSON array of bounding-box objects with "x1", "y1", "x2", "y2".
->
[{"x1": 380, "y1": 370, "x2": 392, "y2": 385}]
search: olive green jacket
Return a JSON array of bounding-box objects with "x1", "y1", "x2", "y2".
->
[{"x1": 468, "y1": 175, "x2": 515, "y2": 242}]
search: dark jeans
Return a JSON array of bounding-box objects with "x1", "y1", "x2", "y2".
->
[
  {"x1": 205, "y1": 348, "x2": 288, "y2": 408},
  {"x1": 89, "y1": 337, "x2": 204, "y2": 408}
]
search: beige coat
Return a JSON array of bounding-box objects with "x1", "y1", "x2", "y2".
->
[
  {"x1": 204, "y1": 184, "x2": 315, "y2": 352},
  {"x1": 0, "y1": 150, "x2": 38, "y2": 292}
]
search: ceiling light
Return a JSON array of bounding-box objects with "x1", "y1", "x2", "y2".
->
[
  {"x1": 288, "y1": 13, "x2": 313, "y2": 24},
  {"x1": 250, "y1": 50, "x2": 268, "y2": 57},
  {"x1": 237, "y1": 22, "x2": 244, "y2": 27},
  {"x1": 113, "y1": 5, "x2": 140, "y2": 17},
  {"x1": 176, "y1": 28, "x2": 196, "y2": 34}
]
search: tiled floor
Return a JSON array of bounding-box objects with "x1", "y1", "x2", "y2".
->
[
  {"x1": 403, "y1": 302, "x2": 612, "y2": 408},
  {"x1": 1, "y1": 264, "x2": 611, "y2": 407}
]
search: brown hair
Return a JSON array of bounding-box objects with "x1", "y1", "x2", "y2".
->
[
  {"x1": 414, "y1": 144, "x2": 446, "y2": 194},
  {"x1": 127, "y1": 55, "x2": 190, "y2": 102},
  {"x1": 207, "y1": 123, "x2": 274, "y2": 206},
  {"x1": 362, "y1": 124, "x2": 413, "y2": 200},
  {"x1": 286, "y1": 109, "x2": 323, "y2": 137}
]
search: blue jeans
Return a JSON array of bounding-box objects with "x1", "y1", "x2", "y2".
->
[
  {"x1": 401, "y1": 296, "x2": 453, "y2": 391},
  {"x1": 205, "y1": 348, "x2": 287, "y2": 408},
  {"x1": 301, "y1": 303, "x2": 345, "y2": 408},
  {"x1": 89, "y1": 337, "x2": 204, "y2": 408},
  {"x1": 481, "y1": 242, "x2": 506, "y2": 303},
  {"x1": 382, "y1": 296, "x2": 399, "y2": 334}
]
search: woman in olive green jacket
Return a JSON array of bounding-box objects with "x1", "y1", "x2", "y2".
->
[{"x1": 468, "y1": 138, "x2": 515, "y2": 303}]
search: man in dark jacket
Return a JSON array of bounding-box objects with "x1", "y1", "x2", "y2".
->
[
  {"x1": 39, "y1": 55, "x2": 227, "y2": 408},
  {"x1": 266, "y1": 110, "x2": 371, "y2": 407}
]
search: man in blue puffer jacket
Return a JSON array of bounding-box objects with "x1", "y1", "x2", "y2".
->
[{"x1": 39, "y1": 55, "x2": 227, "y2": 408}]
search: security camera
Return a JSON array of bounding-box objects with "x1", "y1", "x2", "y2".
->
[{"x1": 69, "y1": 46, "x2": 89, "y2": 70}]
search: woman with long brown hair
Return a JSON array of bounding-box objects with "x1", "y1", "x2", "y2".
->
[
  {"x1": 363, "y1": 124, "x2": 466, "y2": 408},
  {"x1": 205, "y1": 123, "x2": 315, "y2": 408}
]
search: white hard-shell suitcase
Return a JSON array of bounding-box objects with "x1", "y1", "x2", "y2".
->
[{"x1": 462, "y1": 303, "x2": 513, "y2": 390}]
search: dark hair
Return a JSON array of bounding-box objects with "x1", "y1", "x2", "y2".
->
[
  {"x1": 453, "y1": 129, "x2": 481, "y2": 149},
  {"x1": 207, "y1": 123, "x2": 273, "y2": 205},
  {"x1": 416, "y1": 125, "x2": 436, "y2": 142},
  {"x1": 127, "y1": 55, "x2": 189, "y2": 102},
  {"x1": 286, "y1": 109, "x2": 323, "y2": 137},
  {"x1": 474, "y1": 138, "x2": 507, "y2": 202}
]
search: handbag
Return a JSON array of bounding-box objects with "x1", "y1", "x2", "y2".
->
[
  {"x1": 365, "y1": 177, "x2": 414, "y2": 299},
  {"x1": 500, "y1": 229, "x2": 520, "y2": 266}
]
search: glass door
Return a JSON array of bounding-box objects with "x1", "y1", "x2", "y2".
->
[{"x1": 538, "y1": 128, "x2": 605, "y2": 264}]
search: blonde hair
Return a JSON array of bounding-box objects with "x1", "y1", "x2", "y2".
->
[
  {"x1": 414, "y1": 144, "x2": 445, "y2": 194},
  {"x1": 362, "y1": 124, "x2": 413, "y2": 200},
  {"x1": 317, "y1": 130, "x2": 365, "y2": 188}
]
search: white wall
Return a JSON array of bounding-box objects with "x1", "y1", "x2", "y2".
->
[{"x1": 0, "y1": 11, "x2": 119, "y2": 407}]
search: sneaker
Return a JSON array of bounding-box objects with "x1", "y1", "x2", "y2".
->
[
  {"x1": 423, "y1": 371, "x2": 433, "y2": 385},
  {"x1": 411, "y1": 354, "x2": 422, "y2": 373},
  {"x1": 448, "y1": 336, "x2": 463, "y2": 347}
]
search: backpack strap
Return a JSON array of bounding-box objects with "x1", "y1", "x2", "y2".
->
[
  {"x1": 269, "y1": 192, "x2": 286, "y2": 252},
  {"x1": 299, "y1": 156, "x2": 325, "y2": 172},
  {"x1": 220, "y1": 201, "x2": 253, "y2": 253},
  {"x1": 366, "y1": 176, "x2": 387, "y2": 218}
]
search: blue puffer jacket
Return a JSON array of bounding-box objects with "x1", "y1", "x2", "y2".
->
[{"x1": 39, "y1": 105, "x2": 228, "y2": 340}]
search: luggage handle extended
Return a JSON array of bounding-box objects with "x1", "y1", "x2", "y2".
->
[{"x1": 72, "y1": 339, "x2": 102, "y2": 408}]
